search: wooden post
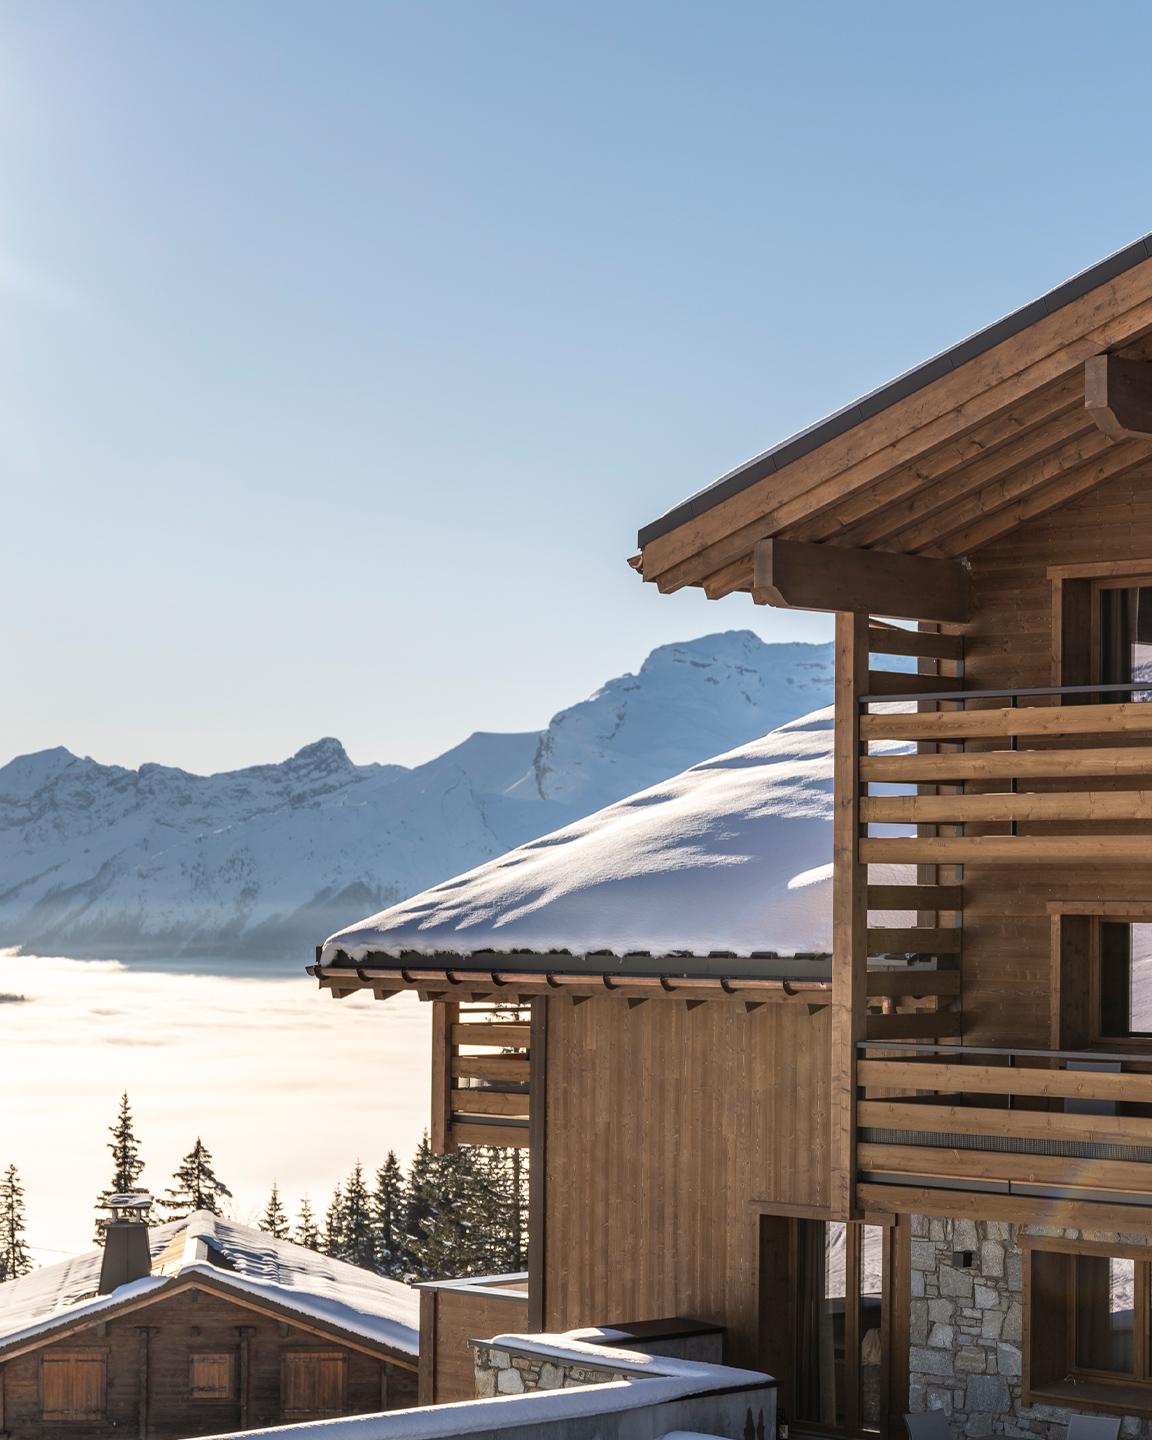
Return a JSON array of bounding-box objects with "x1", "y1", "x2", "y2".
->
[
  {"x1": 830, "y1": 611, "x2": 869, "y2": 1219},
  {"x1": 418, "y1": 1289, "x2": 437, "y2": 1404},
  {"x1": 430, "y1": 1001, "x2": 459, "y2": 1154},
  {"x1": 238, "y1": 1327, "x2": 253, "y2": 1430},
  {"x1": 136, "y1": 1327, "x2": 151, "y2": 1440},
  {"x1": 527, "y1": 996, "x2": 548, "y2": 1332}
]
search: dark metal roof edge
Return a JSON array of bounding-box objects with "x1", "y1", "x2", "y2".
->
[
  {"x1": 316, "y1": 947, "x2": 833, "y2": 982},
  {"x1": 637, "y1": 232, "x2": 1152, "y2": 550}
]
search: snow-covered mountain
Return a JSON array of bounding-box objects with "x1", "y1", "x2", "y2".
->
[{"x1": 0, "y1": 631, "x2": 834, "y2": 964}]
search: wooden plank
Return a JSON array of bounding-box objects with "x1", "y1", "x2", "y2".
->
[
  {"x1": 867, "y1": 883, "x2": 965, "y2": 910},
  {"x1": 754, "y1": 538, "x2": 969, "y2": 622},
  {"x1": 857, "y1": 1100, "x2": 1152, "y2": 1146},
  {"x1": 831, "y1": 612, "x2": 870, "y2": 1220},
  {"x1": 857, "y1": 1059, "x2": 1152, "y2": 1102},
  {"x1": 866, "y1": 670, "x2": 959, "y2": 696},
  {"x1": 862, "y1": 699, "x2": 1152, "y2": 741},
  {"x1": 867, "y1": 927, "x2": 962, "y2": 954},
  {"x1": 865, "y1": 1013, "x2": 963, "y2": 1041},
  {"x1": 450, "y1": 1121, "x2": 530, "y2": 1149},
  {"x1": 861, "y1": 746, "x2": 1152, "y2": 783},
  {"x1": 451, "y1": 1056, "x2": 530, "y2": 1082},
  {"x1": 857, "y1": 1143, "x2": 1152, "y2": 1194},
  {"x1": 867, "y1": 627, "x2": 964, "y2": 661},
  {"x1": 855, "y1": 1183, "x2": 1152, "y2": 1235},
  {"x1": 450, "y1": 1090, "x2": 529, "y2": 1117},
  {"x1": 430, "y1": 1002, "x2": 458, "y2": 1156},
  {"x1": 861, "y1": 836, "x2": 1152, "y2": 864},
  {"x1": 450, "y1": 1023, "x2": 529, "y2": 1049},
  {"x1": 866, "y1": 971, "x2": 961, "y2": 998},
  {"x1": 862, "y1": 790, "x2": 1152, "y2": 823},
  {"x1": 1085, "y1": 354, "x2": 1152, "y2": 442}
]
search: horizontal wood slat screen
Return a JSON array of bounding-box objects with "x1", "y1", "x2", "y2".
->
[{"x1": 432, "y1": 1002, "x2": 532, "y2": 1153}]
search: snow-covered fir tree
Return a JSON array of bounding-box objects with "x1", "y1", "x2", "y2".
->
[
  {"x1": 295, "y1": 1196, "x2": 320, "y2": 1250},
  {"x1": 0, "y1": 1165, "x2": 33, "y2": 1279},
  {"x1": 322, "y1": 1182, "x2": 345, "y2": 1257},
  {"x1": 159, "y1": 1139, "x2": 232, "y2": 1219},
  {"x1": 373, "y1": 1150, "x2": 407, "y2": 1277},
  {"x1": 93, "y1": 1092, "x2": 145, "y2": 1241},
  {"x1": 260, "y1": 1181, "x2": 290, "y2": 1240},
  {"x1": 338, "y1": 1163, "x2": 376, "y2": 1269},
  {"x1": 406, "y1": 1147, "x2": 489, "y2": 1279}
]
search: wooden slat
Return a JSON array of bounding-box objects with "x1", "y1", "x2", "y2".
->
[
  {"x1": 857, "y1": 1059, "x2": 1152, "y2": 1102},
  {"x1": 451, "y1": 1023, "x2": 530, "y2": 1048},
  {"x1": 862, "y1": 790, "x2": 1152, "y2": 823},
  {"x1": 861, "y1": 746, "x2": 1152, "y2": 783},
  {"x1": 866, "y1": 627, "x2": 964, "y2": 661},
  {"x1": 861, "y1": 836, "x2": 1152, "y2": 864},
  {"x1": 867, "y1": 927, "x2": 962, "y2": 954},
  {"x1": 866, "y1": 671, "x2": 959, "y2": 696},
  {"x1": 865, "y1": 971, "x2": 961, "y2": 998},
  {"x1": 858, "y1": 1100, "x2": 1152, "y2": 1147},
  {"x1": 865, "y1": 1013, "x2": 963, "y2": 1041},
  {"x1": 451, "y1": 1056, "x2": 530, "y2": 1082},
  {"x1": 450, "y1": 1121, "x2": 530, "y2": 1149},
  {"x1": 867, "y1": 883, "x2": 965, "y2": 910},
  {"x1": 862, "y1": 699, "x2": 1152, "y2": 741},
  {"x1": 855, "y1": 1182, "x2": 1152, "y2": 1234},
  {"x1": 857, "y1": 1143, "x2": 1152, "y2": 1193},
  {"x1": 754, "y1": 538, "x2": 969, "y2": 622},
  {"x1": 450, "y1": 1089, "x2": 530, "y2": 1117}
]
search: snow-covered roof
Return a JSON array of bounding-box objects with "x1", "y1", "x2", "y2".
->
[
  {"x1": 0, "y1": 1212, "x2": 419, "y2": 1360},
  {"x1": 322, "y1": 707, "x2": 888, "y2": 973}
]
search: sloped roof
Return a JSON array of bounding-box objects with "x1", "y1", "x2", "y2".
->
[
  {"x1": 0, "y1": 1212, "x2": 419, "y2": 1360},
  {"x1": 322, "y1": 707, "x2": 908, "y2": 975},
  {"x1": 635, "y1": 232, "x2": 1152, "y2": 596}
]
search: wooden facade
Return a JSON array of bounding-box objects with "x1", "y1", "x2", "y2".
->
[{"x1": 0, "y1": 1281, "x2": 417, "y2": 1440}]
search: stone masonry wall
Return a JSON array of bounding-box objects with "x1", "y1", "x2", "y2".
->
[
  {"x1": 473, "y1": 1341, "x2": 632, "y2": 1397},
  {"x1": 910, "y1": 1216, "x2": 1151, "y2": 1440}
]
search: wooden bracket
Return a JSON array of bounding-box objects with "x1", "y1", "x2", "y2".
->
[
  {"x1": 1085, "y1": 353, "x2": 1152, "y2": 442},
  {"x1": 753, "y1": 537, "x2": 970, "y2": 621}
]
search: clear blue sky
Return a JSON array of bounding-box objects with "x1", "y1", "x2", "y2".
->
[{"x1": 4, "y1": 1, "x2": 1152, "y2": 773}]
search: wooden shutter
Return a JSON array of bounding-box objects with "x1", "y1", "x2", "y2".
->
[
  {"x1": 190, "y1": 1351, "x2": 233, "y2": 1399},
  {"x1": 42, "y1": 1354, "x2": 107, "y2": 1421},
  {"x1": 281, "y1": 1351, "x2": 346, "y2": 1419}
]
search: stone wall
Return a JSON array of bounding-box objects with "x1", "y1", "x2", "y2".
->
[
  {"x1": 473, "y1": 1341, "x2": 632, "y2": 1397},
  {"x1": 909, "y1": 1215, "x2": 1150, "y2": 1440}
]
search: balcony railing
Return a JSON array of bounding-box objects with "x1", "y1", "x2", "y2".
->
[
  {"x1": 855, "y1": 1041, "x2": 1152, "y2": 1207},
  {"x1": 857, "y1": 680, "x2": 1152, "y2": 865}
]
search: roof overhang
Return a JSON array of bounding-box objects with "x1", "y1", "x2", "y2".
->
[{"x1": 634, "y1": 238, "x2": 1152, "y2": 602}]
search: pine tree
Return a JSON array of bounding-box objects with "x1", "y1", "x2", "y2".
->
[
  {"x1": 295, "y1": 1196, "x2": 320, "y2": 1250},
  {"x1": 401, "y1": 1134, "x2": 435, "y2": 1279},
  {"x1": 339, "y1": 1163, "x2": 376, "y2": 1269},
  {"x1": 159, "y1": 1139, "x2": 232, "y2": 1219},
  {"x1": 373, "y1": 1150, "x2": 407, "y2": 1277},
  {"x1": 0, "y1": 1165, "x2": 33, "y2": 1279},
  {"x1": 93, "y1": 1092, "x2": 145, "y2": 1242},
  {"x1": 260, "y1": 1181, "x2": 290, "y2": 1240},
  {"x1": 406, "y1": 1146, "x2": 489, "y2": 1280},
  {"x1": 322, "y1": 1182, "x2": 345, "y2": 1258}
]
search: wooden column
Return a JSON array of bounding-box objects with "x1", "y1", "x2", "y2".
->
[
  {"x1": 830, "y1": 611, "x2": 869, "y2": 1219},
  {"x1": 136, "y1": 1327, "x2": 152, "y2": 1440},
  {"x1": 527, "y1": 996, "x2": 548, "y2": 1332},
  {"x1": 238, "y1": 1327, "x2": 253, "y2": 1430},
  {"x1": 430, "y1": 1001, "x2": 459, "y2": 1154},
  {"x1": 418, "y1": 1289, "x2": 437, "y2": 1404}
]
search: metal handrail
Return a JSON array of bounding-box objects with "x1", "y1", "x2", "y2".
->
[
  {"x1": 855, "y1": 1040, "x2": 1152, "y2": 1063},
  {"x1": 860, "y1": 680, "x2": 1152, "y2": 705}
]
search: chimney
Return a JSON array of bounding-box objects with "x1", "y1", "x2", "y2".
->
[{"x1": 98, "y1": 1193, "x2": 153, "y2": 1295}]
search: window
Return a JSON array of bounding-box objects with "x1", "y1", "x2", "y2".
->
[
  {"x1": 190, "y1": 1351, "x2": 234, "y2": 1399},
  {"x1": 281, "y1": 1351, "x2": 346, "y2": 1420},
  {"x1": 1026, "y1": 1241, "x2": 1152, "y2": 1405},
  {"x1": 42, "y1": 1354, "x2": 107, "y2": 1422},
  {"x1": 1100, "y1": 922, "x2": 1152, "y2": 1037},
  {"x1": 1097, "y1": 579, "x2": 1152, "y2": 700}
]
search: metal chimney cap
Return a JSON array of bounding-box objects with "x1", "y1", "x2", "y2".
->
[{"x1": 101, "y1": 1192, "x2": 153, "y2": 1219}]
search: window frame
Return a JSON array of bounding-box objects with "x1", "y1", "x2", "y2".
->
[
  {"x1": 40, "y1": 1350, "x2": 108, "y2": 1423},
  {"x1": 189, "y1": 1349, "x2": 235, "y2": 1401},
  {"x1": 1049, "y1": 559, "x2": 1152, "y2": 696},
  {"x1": 1050, "y1": 905, "x2": 1152, "y2": 1051}
]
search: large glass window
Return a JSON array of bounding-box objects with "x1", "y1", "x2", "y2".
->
[
  {"x1": 1075, "y1": 1255, "x2": 1136, "y2": 1376},
  {"x1": 1098, "y1": 582, "x2": 1152, "y2": 700},
  {"x1": 1099, "y1": 921, "x2": 1152, "y2": 1037}
]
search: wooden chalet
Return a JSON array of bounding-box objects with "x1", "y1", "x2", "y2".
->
[
  {"x1": 316, "y1": 233, "x2": 1152, "y2": 1439},
  {"x1": 0, "y1": 1209, "x2": 418, "y2": 1438}
]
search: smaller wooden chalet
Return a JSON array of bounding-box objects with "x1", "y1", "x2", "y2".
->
[{"x1": 0, "y1": 1209, "x2": 419, "y2": 1439}]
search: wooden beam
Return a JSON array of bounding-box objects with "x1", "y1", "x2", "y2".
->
[
  {"x1": 866, "y1": 626, "x2": 964, "y2": 661},
  {"x1": 861, "y1": 835, "x2": 1152, "y2": 864},
  {"x1": 450, "y1": 1023, "x2": 529, "y2": 1048},
  {"x1": 1086, "y1": 353, "x2": 1152, "y2": 442},
  {"x1": 862, "y1": 699, "x2": 1152, "y2": 742},
  {"x1": 862, "y1": 789, "x2": 1152, "y2": 823},
  {"x1": 866, "y1": 883, "x2": 964, "y2": 910},
  {"x1": 452, "y1": 1055, "x2": 529, "y2": 1082},
  {"x1": 450, "y1": 1121, "x2": 530, "y2": 1149},
  {"x1": 450, "y1": 1090, "x2": 530, "y2": 1117},
  {"x1": 864, "y1": 1013, "x2": 962, "y2": 1041},
  {"x1": 857, "y1": 1059, "x2": 1152, "y2": 1103},
  {"x1": 855, "y1": 1183, "x2": 1152, "y2": 1235},
  {"x1": 831, "y1": 612, "x2": 869, "y2": 1220},
  {"x1": 857, "y1": 1144, "x2": 1152, "y2": 1194},
  {"x1": 857, "y1": 1100, "x2": 1152, "y2": 1147},
  {"x1": 865, "y1": 971, "x2": 961, "y2": 998},
  {"x1": 527, "y1": 998, "x2": 547, "y2": 1331},
  {"x1": 867, "y1": 927, "x2": 962, "y2": 954},
  {"x1": 753, "y1": 538, "x2": 969, "y2": 622},
  {"x1": 861, "y1": 745, "x2": 1152, "y2": 784}
]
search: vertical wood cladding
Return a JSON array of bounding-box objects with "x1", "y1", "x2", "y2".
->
[
  {"x1": 542, "y1": 995, "x2": 831, "y2": 1367},
  {"x1": 960, "y1": 468, "x2": 1152, "y2": 1046},
  {"x1": 0, "y1": 1285, "x2": 416, "y2": 1440}
]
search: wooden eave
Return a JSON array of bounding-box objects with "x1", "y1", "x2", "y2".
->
[
  {"x1": 635, "y1": 245, "x2": 1152, "y2": 600},
  {"x1": 309, "y1": 957, "x2": 832, "y2": 1006},
  {"x1": 0, "y1": 1272, "x2": 418, "y2": 1369}
]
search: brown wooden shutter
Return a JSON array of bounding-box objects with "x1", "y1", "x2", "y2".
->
[
  {"x1": 42, "y1": 1354, "x2": 107, "y2": 1421},
  {"x1": 281, "y1": 1351, "x2": 346, "y2": 1419},
  {"x1": 189, "y1": 1351, "x2": 234, "y2": 1399}
]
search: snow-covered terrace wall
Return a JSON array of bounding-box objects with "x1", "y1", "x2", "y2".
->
[{"x1": 201, "y1": 1332, "x2": 775, "y2": 1440}]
